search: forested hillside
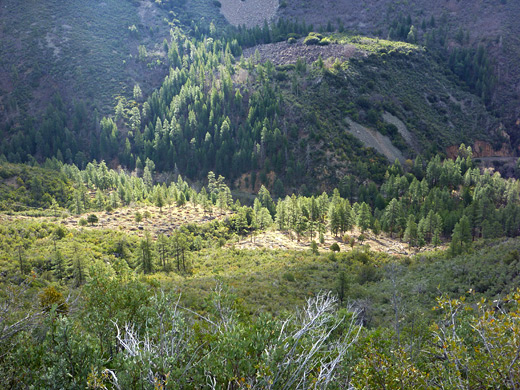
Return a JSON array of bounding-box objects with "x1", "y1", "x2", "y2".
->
[
  {"x1": 2, "y1": 0, "x2": 520, "y2": 388},
  {"x1": 2, "y1": 149, "x2": 520, "y2": 387},
  {"x1": 0, "y1": 0, "x2": 509, "y2": 188},
  {"x1": 279, "y1": 0, "x2": 520, "y2": 149}
]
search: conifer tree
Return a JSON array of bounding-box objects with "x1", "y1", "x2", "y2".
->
[
  {"x1": 358, "y1": 203, "x2": 372, "y2": 232},
  {"x1": 403, "y1": 216, "x2": 418, "y2": 247},
  {"x1": 139, "y1": 233, "x2": 154, "y2": 274},
  {"x1": 328, "y1": 204, "x2": 341, "y2": 237}
]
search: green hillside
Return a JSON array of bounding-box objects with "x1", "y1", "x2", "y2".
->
[
  {"x1": 0, "y1": 1, "x2": 505, "y2": 189},
  {"x1": 280, "y1": 0, "x2": 520, "y2": 143},
  {"x1": 1, "y1": 1, "x2": 520, "y2": 388}
]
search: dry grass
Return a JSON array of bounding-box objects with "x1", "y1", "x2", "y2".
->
[
  {"x1": 62, "y1": 203, "x2": 233, "y2": 238},
  {"x1": 229, "y1": 226, "x2": 444, "y2": 256}
]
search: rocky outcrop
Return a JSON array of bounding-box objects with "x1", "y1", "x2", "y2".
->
[
  {"x1": 446, "y1": 140, "x2": 513, "y2": 159},
  {"x1": 243, "y1": 41, "x2": 357, "y2": 65}
]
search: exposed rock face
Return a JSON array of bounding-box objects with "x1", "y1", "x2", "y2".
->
[
  {"x1": 446, "y1": 141, "x2": 513, "y2": 159},
  {"x1": 345, "y1": 118, "x2": 406, "y2": 163},
  {"x1": 472, "y1": 140, "x2": 513, "y2": 158}
]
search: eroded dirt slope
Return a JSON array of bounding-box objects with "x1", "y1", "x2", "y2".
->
[{"x1": 219, "y1": 0, "x2": 278, "y2": 27}]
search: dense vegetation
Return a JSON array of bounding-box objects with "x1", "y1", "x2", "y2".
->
[
  {"x1": 2, "y1": 149, "x2": 520, "y2": 387},
  {"x1": 0, "y1": 5, "x2": 501, "y2": 192},
  {"x1": 3, "y1": 145, "x2": 519, "y2": 247},
  {"x1": 1, "y1": 221, "x2": 520, "y2": 388},
  {"x1": 1, "y1": 0, "x2": 519, "y2": 388}
]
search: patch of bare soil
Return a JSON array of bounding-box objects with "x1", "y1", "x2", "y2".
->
[
  {"x1": 0, "y1": 214, "x2": 38, "y2": 224},
  {"x1": 345, "y1": 118, "x2": 405, "y2": 163},
  {"x1": 382, "y1": 112, "x2": 420, "y2": 151},
  {"x1": 242, "y1": 40, "x2": 358, "y2": 65},
  {"x1": 0, "y1": 204, "x2": 233, "y2": 239},
  {"x1": 229, "y1": 227, "x2": 442, "y2": 256},
  {"x1": 220, "y1": 0, "x2": 278, "y2": 28},
  {"x1": 61, "y1": 204, "x2": 233, "y2": 238}
]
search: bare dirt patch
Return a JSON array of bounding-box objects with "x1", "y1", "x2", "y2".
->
[
  {"x1": 345, "y1": 118, "x2": 405, "y2": 163},
  {"x1": 243, "y1": 40, "x2": 357, "y2": 65},
  {"x1": 0, "y1": 204, "x2": 233, "y2": 239},
  {"x1": 60, "y1": 204, "x2": 233, "y2": 238},
  {"x1": 228, "y1": 227, "x2": 441, "y2": 256},
  {"x1": 0, "y1": 208, "x2": 444, "y2": 257},
  {"x1": 219, "y1": 0, "x2": 278, "y2": 28},
  {"x1": 382, "y1": 112, "x2": 420, "y2": 151}
]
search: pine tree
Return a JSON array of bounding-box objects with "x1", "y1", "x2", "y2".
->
[
  {"x1": 53, "y1": 251, "x2": 67, "y2": 281},
  {"x1": 143, "y1": 167, "x2": 153, "y2": 188},
  {"x1": 157, "y1": 233, "x2": 169, "y2": 271},
  {"x1": 329, "y1": 204, "x2": 341, "y2": 237},
  {"x1": 450, "y1": 215, "x2": 472, "y2": 256},
  {"x1": 72, "y1": 243, "x2": 85, "y2": 287},
  {"x1": 337, "y1": 271, "x2": 348, "y2": 303},
  {"x1": 171, "y1": 231, "x2": 188, "y2": 272},
  {"x1": 339, "y1": 200, "x2": 353, "y2": 234},
  {"x1": 276, "y1": 199, "x2": 288, "y2": 231},
  {"x1": 235, "y1": 207, "x2": 249, "y2": 236},
  {"x1": 382, "y1": 198, "x2": 402, "y2": 237},
  {"x1": 95, "y1": 190, "x2": 105, "y2": 211},
  {"x1": 256, "y1": 207, "x2": 273, "y2": 230},
  {"x1": 156, "y1": 190, "x2": 164, "y2": 213},
  {"x1": 133, "y1": 84, "x2": 143, "y2": 101},
  {"x1": 139, "y1": 233, "x2": 154, "y2": 274},
  {"x1": 177, "y1": 191, "x2": 186, "y2": 207},
  {"x1": 403, "y1": 216, "x2": 418, "y2": 247},
  {"x1": 258, "y1": 185, "x2": 276, "y2": 217},
  {"x1": 418, "y1": 210, "x2": 442, "y2": 244},
  {"x1": 358, "y1": 203, "x2": 372, "y2": 232}
]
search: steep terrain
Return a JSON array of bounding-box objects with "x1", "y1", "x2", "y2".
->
[
  {"x1": 0, "y1": 0, "x2": 516, "y2": 186},
  {"x1": 3, "y1": 2, "x2": 520, "y2": 388},
  {"x1": 219, "y1": 0, "x2": 278, "y2": 28},
  {"x1": 0, "y1": 0, "x2": 171, "y2": 123},
  {"x1": 278, "y1": 0, "x2": 520, "y2": 149}
]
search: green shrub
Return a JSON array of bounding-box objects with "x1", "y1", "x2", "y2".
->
[
  {"x1": 310, "y1": 241, "x2": 319, "y2": 254},
  {"x1": 283, "y1": 272, "x2": 295, "y2": 282},
  {"x1": 318, "y1": 39, "x2": 330, "y2": 46},
  {"x1": 39, "y1": 286, "x2": 68, "y2": 313},
  {"x1": 87, "y1": 214, "x2": 98, "y2": 226},
  {"x1": 330, "y1": 243, "x2": 340, "y2": 252},
  {"x1": 357, "y1": 264, "x2": 379, "y2": 284},
  {"x1": 304, "y1": 36, "x2": 321, "y2": 46}
]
